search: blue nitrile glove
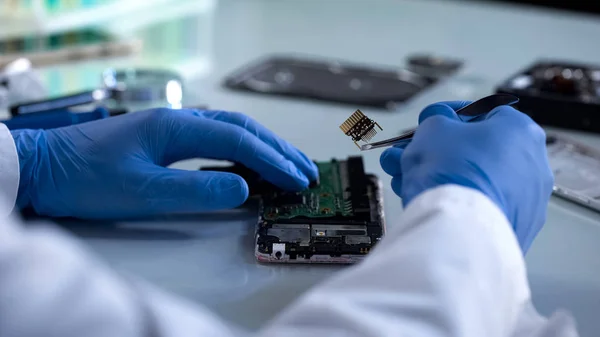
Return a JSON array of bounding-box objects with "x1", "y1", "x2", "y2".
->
[
  {"x1": 11, "y1": 108, "x2": 318, "y2": 219},
  {"x1": 380, "y1": 101, "x2": 554, "y2": 252}
]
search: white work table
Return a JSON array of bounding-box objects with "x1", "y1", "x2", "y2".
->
[{"x1": 26, "y1": 0, "x2": 600, "y2": 335}]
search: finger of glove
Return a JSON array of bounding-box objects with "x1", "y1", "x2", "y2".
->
[
  {"x1": 483, "y1": 105, "x2": 538, "y2": 124},
  {"x1": 140, "y1": 169, "x2": 249, "y2": 213},
  {"x1": 484, "y1": 105, "x2": 546, "y2": 143},
  {"x1": 380, "y1": 147, "x2": 404, "y2": 176},
  {"x1": 396, "y1": 169, "x2": 425, "y2": 208},
  {"x1": 200, "y1": 110, "x2": 318, "y2": 182},
  {"x1": 418, "y1": 103, "x2": 463, "y2": 124},
  {"x1": 171, "y1": 117, "x2": 310, "y2": 191},
  {"x1": 391, "y1": 176, "x2": 403, "y2": 198},
  {"x1": 435, "y1": 100, "x2": 473, "y2": 111}
]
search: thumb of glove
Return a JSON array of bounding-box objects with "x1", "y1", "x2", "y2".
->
[
  {"x1": 418, "y1": 103, "x2": 462, "y2": 124},
  {"x1": 380, "y1": 146, "x2": 405, "y2": 197},
  {"x1": 138, "y1": 168, "x2": 250, "y2": 215}
]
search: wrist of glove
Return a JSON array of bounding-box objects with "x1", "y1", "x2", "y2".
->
[
  {"x1": 10, "y1": 108, "x2": 318, "y2": 219},
  {"x1": 11, "y1": 129, "x2": 47, "y2": 210},
  {"x1": 380, "y1": 102, "x2": 554, "y2": 253}
]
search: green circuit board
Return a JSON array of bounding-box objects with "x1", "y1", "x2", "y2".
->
[{"x1": 263, "y1": 160, "x2": 353, "y2": 220}]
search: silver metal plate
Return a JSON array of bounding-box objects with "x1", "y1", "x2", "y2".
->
[
  {"x1": 311, "y1": 225, "x2": 367, "y2": 237},
  {"x1": 344, "y1": 235, "x2": 372, "y2": 245},
  {"x1": 267, "y1": 224, "x2": 311, "y2": 245}
]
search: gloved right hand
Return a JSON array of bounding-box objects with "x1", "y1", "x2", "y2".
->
[{"x1": 380, "y1": 102, "x2": 554, "y2": 253}]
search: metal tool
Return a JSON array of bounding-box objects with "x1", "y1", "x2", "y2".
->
[{"x1": 360, "y1": 93, "x2": 520, "y2": 151}]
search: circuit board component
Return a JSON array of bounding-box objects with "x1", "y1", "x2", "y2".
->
[
  {"x1": 339, "y1": 109, "x2": 382, "y2": 148},
  {"x1": 262, "y1": 160, "x2": 353, "y2": 220},
  {"x1": 198, "y1": 156, "x2": 385, "y2": 264},
  {"x1": 256, "y1": 156, "x2": 384, "y2": 263}
]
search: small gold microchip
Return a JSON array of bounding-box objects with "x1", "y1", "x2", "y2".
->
[{"x1": 339, "y1": 109, "x2": 382, "y2": 148}]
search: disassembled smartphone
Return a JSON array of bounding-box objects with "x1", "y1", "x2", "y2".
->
[
  {"x1": 200, "y1": 156, "x2": 385, "y2": 264},
  {"x1": 547, "y1": 133, "x2": 600, "y2": 212}
]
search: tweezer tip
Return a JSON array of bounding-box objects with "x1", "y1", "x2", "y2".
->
[{"x1": 360, "y1": 144, "x2": 373, "y2": 151}]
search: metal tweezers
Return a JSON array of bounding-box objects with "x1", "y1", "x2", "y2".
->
[{"x1": 360, "y1": 93, "x2": 520, "y2": 151}]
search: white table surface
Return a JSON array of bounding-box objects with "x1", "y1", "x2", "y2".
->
[{"x1": 22, "y1": 0, "x2": 600, "y2": 335}]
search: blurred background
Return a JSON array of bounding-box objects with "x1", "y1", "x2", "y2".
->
[
  {"x1": 0, "y1": 0, "x2": 214, "y2": 109},
  {"x1": 1, "y1": 0, "x2": 599, "y2": 111},
  {"x1": 2, "y1": 0, "x2": 600, "y2": 114}
]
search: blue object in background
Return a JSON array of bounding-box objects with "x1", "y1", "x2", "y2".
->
[
  {"x1": 10, "y1": 89, "x2": 110, "y2": 116},
  {"x1": 2, "y1": 106, "x2": 110, "y2": 130}
]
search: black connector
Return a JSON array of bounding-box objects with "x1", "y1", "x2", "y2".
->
[
  {"x1": 199, "y1": 163, "x2": 278, "y2": 196},
  {"x1": 346, "y1": 156, "x2": 370, "y2": 216}
]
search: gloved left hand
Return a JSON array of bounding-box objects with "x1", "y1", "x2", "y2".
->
[
  {"x1": 379, "y1": 101, "x2": 554, "y2": 253},
  {"x1": 11, "y1": 108, "x2": 318, "y2": 219}
]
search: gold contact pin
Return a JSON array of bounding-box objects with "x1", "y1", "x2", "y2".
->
[{"x1": 339, "y1": 110, "x2": 363, "y2": 132}]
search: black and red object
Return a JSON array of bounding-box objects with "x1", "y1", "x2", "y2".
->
[{"x1": 496, "y1": 60, "x2": 600, "y2": 133}]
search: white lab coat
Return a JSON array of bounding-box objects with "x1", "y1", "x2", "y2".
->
[{"x1": 0, "y1": 123, "x2": 578, "y2": 337}]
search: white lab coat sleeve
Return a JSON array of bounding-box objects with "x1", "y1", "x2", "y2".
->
[
  {"x1": 0, "y1": 210, "x2": 243, "y2": 337},
  {"x1": 0, "y1": 123, "x2": 19, "y2": 215},
  {"x1": 0, "y1": 128, "x2": 240, "y2": 337},
  {"x1": 258, "y1": 185, "x2": 579, "y2": 337},
  {"x1": 0, "y1": 123, "x2": 241, "y2": 337}
]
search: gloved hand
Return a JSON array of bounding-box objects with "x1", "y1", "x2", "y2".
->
[
  {"x1": 380, "y1": 102, "x2": 554, "y2": 252},
  {"x1": 11, "y1": 108, "x2": 318, "y2": 219}
]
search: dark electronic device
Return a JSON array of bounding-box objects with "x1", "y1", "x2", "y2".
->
[
  {"x1": 223, "y1": 54, "x2": 461, "y2": 109},
  {"x1": 200, "y1": 156, "x2": 385, "y2": 264},
  {"x1": 496, "y1": 60, "x2": 600, "y2": 133},
  {"x1": 491, "y1": 1, "x2": 600, "y2": 15},
  {"x1": 406, "y1": 54, "x2": 464, "y2": 78}
]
